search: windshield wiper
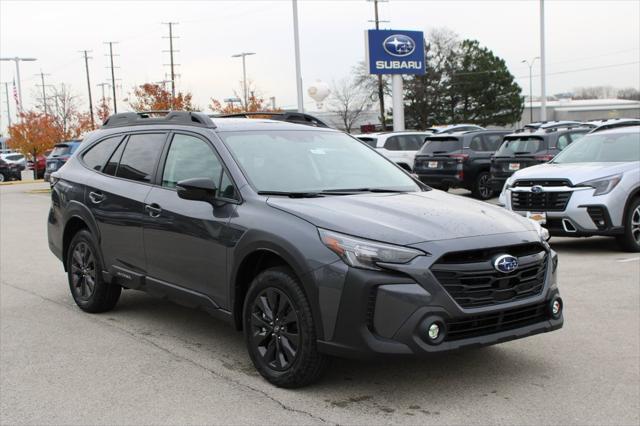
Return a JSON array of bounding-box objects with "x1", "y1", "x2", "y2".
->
[
  {"x1": 514, "y1": 151, "x2": 533, "y2": 156},
  {"x1": 257, "y1": 191, "x2": 324, "y2": 198},
  {"x1": 322, "y1": 188, "x2": 408, "y2": 193}
]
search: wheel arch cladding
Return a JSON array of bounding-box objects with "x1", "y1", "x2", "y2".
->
[{"x1": 62, "y1": 216, "x2": 90, "y2": 270}]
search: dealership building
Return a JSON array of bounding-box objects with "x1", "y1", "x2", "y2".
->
[{"x1": 518, "y1": 98, "x2": 640, "y2": 126}]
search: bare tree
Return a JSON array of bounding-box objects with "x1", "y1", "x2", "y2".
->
[
  {"x1": 48, "y1": 84, "x2": 93, "y2": 138},
  {"x1": 329, "y1": 77, "x2": 370, "y2": 133},
  {"x1": 617, "y1": 87, "x2": 640, "y2": 101}
]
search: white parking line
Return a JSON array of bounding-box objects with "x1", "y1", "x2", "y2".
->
[{"x1": 616, "y1": 257, "x2": 640, "y2": 263}]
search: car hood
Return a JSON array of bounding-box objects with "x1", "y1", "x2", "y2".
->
[
  {"x1": 267, "y1": 190, "x2": 536, "y2": 246},
  {"x1": 509, "y1": 161, "x2": 637, "y2": 185}
]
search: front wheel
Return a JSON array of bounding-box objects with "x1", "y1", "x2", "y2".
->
[
  {"x1": 616, "y1": 198, "x2": 640, "y2": 252},
  {"x1": 472, "y1": 171, "x2": 495, "y2": 200},
  {"x1": 243, "y1": 267, "x2": 328, "y2": 388},
  {"x1": 0, "y1": 172, "x2": 5, "y2": 182}
]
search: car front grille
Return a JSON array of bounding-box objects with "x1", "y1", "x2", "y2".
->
[
  {"x1": 444, "y1": 302, "x2": 550, "y2": 341},
  {"x1": 511, "y1": 191, "x2": 572, "y2": 211},
  {"x1": 431, "y1": 243, "x2": 548, "y2": 308},
  {"x1": 513, "y1": 179, "x2": 571, "y2": 187}
]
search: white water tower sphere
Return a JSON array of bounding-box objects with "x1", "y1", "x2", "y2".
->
[{"x1": 307, "y1": 80, "x2": 330, "y2": 109}]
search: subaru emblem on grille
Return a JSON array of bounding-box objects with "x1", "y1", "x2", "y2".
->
[
  {"x1": 531, "y1": 185, "x2": 544, "y2": 193},
  {"x1": 494, "y1": 255, "x2": 519, "y2": 273}
]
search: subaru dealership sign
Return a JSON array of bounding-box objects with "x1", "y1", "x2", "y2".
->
[{"x1": 366, "y1": 29, "x2": 425, "y2": 75}]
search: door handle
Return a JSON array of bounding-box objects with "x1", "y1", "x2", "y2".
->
[
  {"x1": 89, "y1": 191, "x2": 105, "y2": 204},
  {"x1": 145, "y1": 203, "x2": 162, "y2": 218}
]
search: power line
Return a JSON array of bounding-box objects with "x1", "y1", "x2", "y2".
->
[{"x1": 80, "y1": 50, "x2": 95, "y2": 128}]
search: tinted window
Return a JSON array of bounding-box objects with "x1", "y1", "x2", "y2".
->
[
  {"x1": 357, "y1": 137, "x2": 378, "y2": 148},
  {"x1": 4, "y1": 154, "x2": 24, "y2": 161},
  {"x1": 82, "y1": 136, "x2": 123, "y2": 172},
  {"x1": 115, "y1": 133, "x2": 166, "y2": 183},
  {"x1": 385, "y1": 135, "x2": 425, "y2": 151},
  {"x1": 103, "y1": 139, "x2": 126, "y2": 176},
  {"x1": 50, "y1": 145, "x2": 73, "y2": 157},
  {"x1": 495, "y1": 137, "x2": 545, "y2": 156},
  {"x1": 420, "y1": 138, "x2": 462, "y2": 154},
  {"x1": 469, "y1": 135, "x2": 485, "y2": 151},
  {"x1": 553, "y1": 132, "x2": 640, "y2": 163},
  {"x1": 221, "y1": 130, "x2": 419, "y2": 193},
  {"x1": 485, "y1": 134, "x2": 504, "y2": 151},
  {"x1": 162, "y1": 134, "x2": 223, "y2": 189}
]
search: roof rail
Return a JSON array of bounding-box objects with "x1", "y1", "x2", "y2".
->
[
  {"x1": 212, "y1": 111, "x2": 330, "y2": 128},
  {"x1": 102, "y1": 111, "x2": 216, "y2": 129}
]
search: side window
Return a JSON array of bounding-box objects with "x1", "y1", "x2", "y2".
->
[
  {"x1": 384, "y1": 137, "x2": 400, "y2": 151},
  {"x1": 570, "y1": 132, "x2": 586, "y2": 143},
  {"x1": 358, "y1": 137, "x2": 378, "y2": 148},
  {"x1": 115, "y1": 133, "x2": 166, "y2": 183},
  {"x1": 485, "y1": 134, "x2": 504, "y2": 151},
  {"x1": 82, "y1": 136, "x2": 123, "y2": 172},
  {"x1": 469, "y1": 135, "x2": 484, "y2": 151},
  {"x1": 556, "y1": 134, "x2": 571, "y2": 151},
  {"x1": 162, "y1": 134, "x2": 223, "y2": 189},
  {"x1": 103, "y1": 139, "x2": 126, "y2": 176}
]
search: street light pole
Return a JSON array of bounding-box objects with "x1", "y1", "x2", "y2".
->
[
  {"x1": 231, "y1": 52, "x2": 255, "y2": 110},
  {"x1": 539, "y1": 0, "x2": 547, "y2": 121},
  {"x1": 522, "y1": 57, "x2": 539, "y2": 123},
  {"x1": 0, "y1": 57, "x2": 37, "y2": 110},
  {"x1": 292, "y1": 0, "x2": 304, "y2": 112}
]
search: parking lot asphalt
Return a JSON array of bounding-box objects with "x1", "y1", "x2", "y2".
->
[{"x1": 1, "y1": 182, "x2": 639, "y2": 425}]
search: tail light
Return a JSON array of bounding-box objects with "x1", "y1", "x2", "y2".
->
[
  {"x1": 535, "y1": 154, "x2": 555, "y2": 162},
  {"x1": 449, "y1": 154, "x2": 469, "y2": 163}
]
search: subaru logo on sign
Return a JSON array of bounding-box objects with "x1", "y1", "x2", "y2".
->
[
  {"x1": 531, "y1": 185, "x2": 544, "y2": 193},
  {"x1": 494, "y1": 255, "x2": 519, "y2": 274},
  {"x1": 383, "y1": 34, "x2": 416, "y2": 57}
]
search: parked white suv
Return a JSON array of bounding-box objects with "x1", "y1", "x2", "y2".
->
[
  {"x1": 500, "y1": 126, "x2": 640, "y2": 251},
  {"x1": 356, "y1": 132, "x2": 431, "y2": 171}
]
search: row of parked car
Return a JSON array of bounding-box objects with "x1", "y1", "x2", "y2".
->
[
  {"x1": 356, "y1": 118, "x2": 639, "y2": 201},
  {"x1": 0, "y1": 140, "x2": 82, "y2": 182}
]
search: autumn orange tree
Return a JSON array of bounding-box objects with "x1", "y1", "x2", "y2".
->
[
  {"x1": 129, "y1": 83, "x2": 196, "y2": 112},
  {"x1": 8, "y1": 112, "x2": 63, "y2": 177},
  {"x1": 96, "y1": 98, "x2": 111, "y2": 123}
]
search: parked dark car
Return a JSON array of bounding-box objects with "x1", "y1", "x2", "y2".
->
[
  {"x1": 48, "y1": 111, "x2": 562, "y2": 388},
  {"x1": 44, "y1": 141, "x2": 82, "y2": 181},
  {"x1": 413, "y1": 130, "x2": 511, "y2": 199},
  {"x1": 0, "y1": 157, "x2": 21, "y2": 182},
  {"x1": 490, "y1": 125, "x2": 592, "y2": 192}
]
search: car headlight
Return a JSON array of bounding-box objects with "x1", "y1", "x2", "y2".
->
[
  {"x1": 318, "y1": 228, "x2": 425, "y2": 271},
  {"x1": 529, "y1": 219, "x2": 550, "y2": 242},
  {"x1": 578, "y1": 174, "x2": 622, "y2": 196}
]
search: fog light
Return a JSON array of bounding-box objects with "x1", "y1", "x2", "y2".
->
[
  {"x1": 428, "y1": 323, "x2": 440, "y2": 340},
  {"x1": 550, "y1": 297, "x2": 563, "y2": 319}
]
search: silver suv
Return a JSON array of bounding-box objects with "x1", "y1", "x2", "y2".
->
[{"x1": 500, "y1": 126, "x2": 640, "y2": 251}]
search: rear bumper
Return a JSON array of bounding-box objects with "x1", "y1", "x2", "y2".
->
[{"x1": 416, "y1": 173, "x2": 463, "y2": 188}]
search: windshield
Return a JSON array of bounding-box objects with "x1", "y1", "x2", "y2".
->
[
  {"x1": 552, "y1": 131, "x2": 640, "y2": 163},
  {"x1": 4, "y1": 154, "x2": 23, "y2": 161},
  {"x1": 419, "y1": 137, "x2": 461, "y2": 154},
  {"x1": 50, "y1": 145, "x2": 73, "y2": 157},
  {"x1": 495, "y1": 137, "x2": 544, "y2": 156},
  {"x1": 220, "y1": 130, "x2": 420, "y2": 193}
]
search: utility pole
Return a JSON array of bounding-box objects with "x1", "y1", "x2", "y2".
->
[
  {"x1": 35, "y1": 70, "x2": 51, "y2": 115},
  {"x1": 97, "y1": 82, "x2": 110, "y2": 103},
  {"x1": 0, "y1": 57, "x2": 37, "y2": 111},
  {"x1": 231, "y1": 52, "x2": 256, "y2": 109},
  {"x1": 368, "y1": 0, "x2": 389, "y2": 128},
  {"x1": 80, "y1": 50, "x2": 95, "y2": 128},
  {"x1": 2, "y1": 82, "x2": 12, "y2": 127},
  {"x1": 270, "y1": 96, "x2": 276, "y2": 110},
  {"x1": 291, "y1": 0, "x2": 304, "y2": 112},
  {"x1": 162, "y1": 22, "x2": 180, "y2": 109},
  {"x1": 539, "y1": 0, "x2": 547, "y2": 121},
  {"x1": 522, "y1": 57, "x2": 539, "y2": 123},
  {"x1": 104, "y1": 42, "x2": 119, "y2": 113}
]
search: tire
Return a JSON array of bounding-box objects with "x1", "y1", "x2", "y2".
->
[
  {"x1": 616, "y1": 197, "x2": 640, "y2": 252},
  {"x1": 0, "y1": 172, "x2": 5, "y2": 182},
  {"x1": 66, "y1": 229, "x2": 121, "y2": 313},
  {"x1": 472, "y1": 171, "x2": 495, "y2": 200},
  {"x1": 243, "y1": 266, "x2": 328, "y2": 388}
]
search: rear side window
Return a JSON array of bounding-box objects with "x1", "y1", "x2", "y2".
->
[
  {"x1": 114, "y1": 133, "x2": 166, "y2": 183},
  {"x1": 469, "y1": 135, "x2": 485, "y2": 151},
  {"x1": 82, "y1": 136, "x2": 123, "y2": 172},
  {"x1": 384, "y1": 135, "x2": 425, "y2": 151},
  {"x1": 50, "y1": 145, "x2": 73, "y2": 157},
  {"x1": 357, "y1": 137, "x2": 378, "y2": 148},
  {"x1": 420, "y1": 137, "x2": 462, "y2": 154},
  {"x1": 484, "y1": 134, "x2": 504, "y2": 151},
  {"x1": 495, "y1": 137, "x2": 545, "y2": 156},
  {"x1": 556, "y1": 134, "x2": 571, "y2": 151},
  {"x1": 103, "y1": 139, "x2": 126, "y2": 176}
]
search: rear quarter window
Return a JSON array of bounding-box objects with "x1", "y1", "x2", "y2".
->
[
  {"x1": 82, "y1": 136, "x2": 124, "y2": 172},
  {"x1": 495, "y1": 137, "x2": 545, "y2": 155}
]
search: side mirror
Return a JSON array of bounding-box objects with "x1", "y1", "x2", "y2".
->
[{"x1": 176, "y1": 177, "x2": 217, "y2": 205}]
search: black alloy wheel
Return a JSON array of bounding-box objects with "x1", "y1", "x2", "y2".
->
[
  {"x1": 473, "y1": 171, "x2": 494, "y2": 200},
  {"x1": 70, "y1": 241, "x2": 97, "y2": 301}
]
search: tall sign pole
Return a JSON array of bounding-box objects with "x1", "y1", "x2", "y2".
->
[
  {"x1": 539, "y1": 0, "x2": 547, "y2": 121},
  {"x1": 292, "y1": 0, "x2": 304, "y2": 112}
]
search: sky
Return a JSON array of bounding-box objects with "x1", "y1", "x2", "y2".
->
[{"x1": 1, "y1": 0, "x2": 639, "y2": 128}]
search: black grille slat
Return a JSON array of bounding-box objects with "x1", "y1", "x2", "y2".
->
[
  {"x1": 513, "y1": 179, "x2": 571, "y2": 187},
  {"x1": 511, "y1": 191, "x2": 572, "y2": 212},
  {"x1": 432, "y1": 245, "x2": 548, "y2": 308},
  {"x1": 445, "y1": 303, "x2": 549, "y2": 341}
]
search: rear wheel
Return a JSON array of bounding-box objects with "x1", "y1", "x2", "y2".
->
[
  {"x1": 472, "y1": 171, "x2": 495, "y2": 200},
  {"x1": 243, "y1": 267, "x2": 328, "y2": 388},
  {"x1": 0, "y1": 172, "x2": 5, "y2": 182},
  {"x1": 616, "y1": 198, "x2": 640, "y2": 252},
  {"x1": 67, "y1": 229, "x2": 121, "y2": 312}
]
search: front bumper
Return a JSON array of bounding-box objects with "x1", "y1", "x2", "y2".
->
[
  {"x1": 504, "y1": 186, "x2": 626, "y2": 237},
  {"x1": 313, "y1": 232, "x2": 563, "y2": 358}
]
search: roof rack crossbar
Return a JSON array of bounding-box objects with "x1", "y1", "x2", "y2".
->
[{"x1": 102, "y1": 111, "x2": 216, "y2": 129}]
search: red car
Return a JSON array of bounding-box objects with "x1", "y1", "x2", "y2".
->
[{"x1": 26, "y1": 149, "x2": 52, "y2": 179}]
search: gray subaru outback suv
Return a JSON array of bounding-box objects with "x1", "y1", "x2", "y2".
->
[{"x1": 47, "y1": 112, "x2": 563, "y2": 387}]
